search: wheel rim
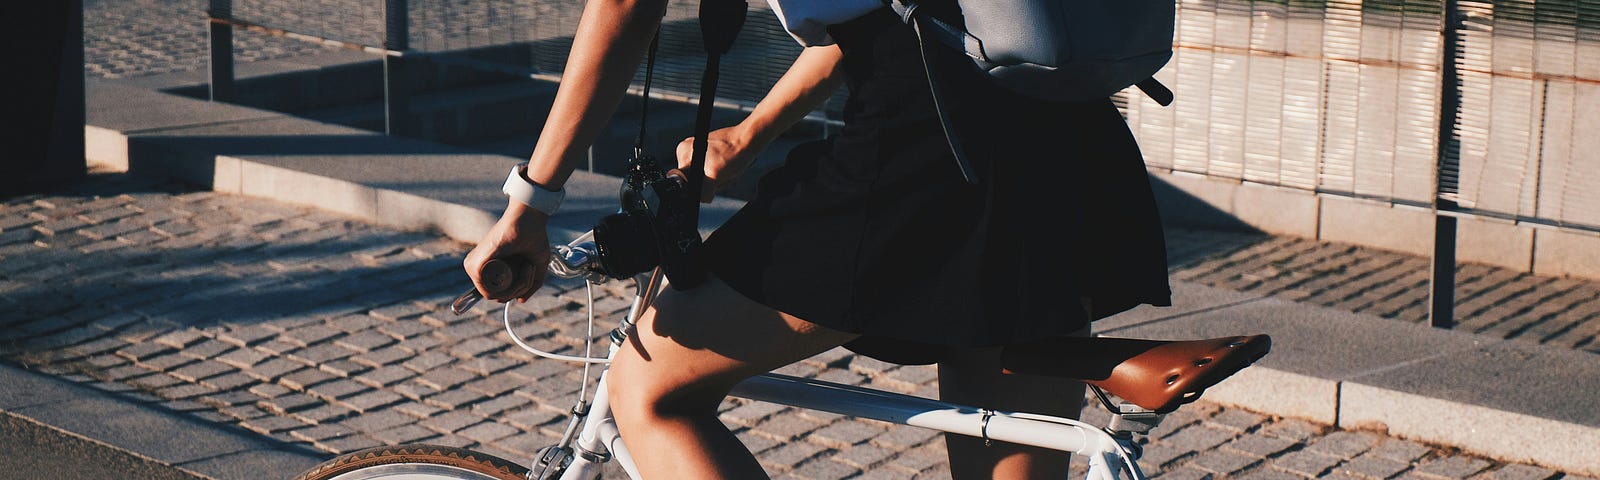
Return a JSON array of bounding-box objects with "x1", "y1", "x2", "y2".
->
[{"x1": 325, "y1": 463, "x2": 515, "y2": 480}]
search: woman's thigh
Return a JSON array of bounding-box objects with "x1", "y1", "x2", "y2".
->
[{"x1": 607, "y1": 274, "x2": 859, "y2": 410}]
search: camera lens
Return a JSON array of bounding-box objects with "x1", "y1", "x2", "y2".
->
[{"x1": 592, "y1": 211, "x2": 660, "y2": 278}]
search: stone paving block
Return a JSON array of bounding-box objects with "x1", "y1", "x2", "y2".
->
[
  {"x1": 1139, "y1": 443, "x2": 1197, "y2": 470},
  {"x1": 1370, "y1": 438, "x2": 1433, "y2": 463},
  {"x1": 352, "y1": 346, "x2": 415, "y2": 368},
  {"x1": 1207, "y1": 409, "x2": 1271, "y2": 433},
  {"x1": 1337, "y1": 452, "x2": 1414, "y2": 479},
  {"x1": 240, "y1": 414, "x2": 309, "y2": 436},
  {"x1": 1259, "y1": 418, "x2": 1324, "y2": 443},
  {"x1": 723, "y1": 401, "x2": 791, "y2": 428},
  {"x1": 245, "y1": 357, "x2": 304, "y2": 381},
  {"x1": 334, "y1": 330, "x2": 396, "y2": 353},
  {"x1": 292, "y1": 404, "x2": 357, "y2": 425},
  {"x1": 457, "y1": 356, "x2": 519, "y2": 377},
  {"x1": 352, "y1": 365, "x2": 413, "y2": 389},
  {"x1": 1272, "y1": 450, "x2": 1343, "y2": 477},
  {"x1": 1413, "y1": 457, "x2": 1492, "y2": 479},
  {"x1": 369, "y1": 424, "x2": 439, "y2": 445},
  {"x1": 169, "y1": 360, "x2": 232, "y2": 382},
  {"x1": 403, "y1": 351, "x2": 456, "y2": 373},
  {"x1": 760, "y1": 441, "x2": 828, "y2": 472},
  {"x1": 283, "y1": 324, "x2": 343, "y2": 347},
  {"x1": 872, "y1": 425, "x2": 943, "y2": 450},
  {"x1": 1482, "y1": 464, "x2": 1558, "y2": 480},
  {"x1": 154, "y1": 382, "x2": 220, "y2": 400},
  {"x1": 468, "y1": 393, "x2": 530, "y2": 416},
  {"x1": 1224, "y1": 433, "x2": 1301, "y2": 458},
  {"x1": 318, "y1": 359, "x2": 371, "y2": 378},
  {"x1": 1236, "y1": 467, "x2": 1306, "y2": 480},
  {"x1": 290, "y1": 424, "x2": 357, "y2": 444},
  {"x1": 152, "y1": 329, "x2": 205, "y2": 349},
  {"x1": 423, "y1": 388, "x2": 486, "y2": 411},
  {"x1": 198, "y1": 371, "x2": 257, "y2": 393},
  {"x1": 458, "y1": 421, "x2": 519, "y2": 444},
  {"x1": 1162, "y1": 425, "x2": 1239, "y2": 453},
  {"x1": 249, "y1": 383, "x2": 292, "y2": 399},
  {"x1": 290, "y1": 342, "x2": 358, "y2": 366},
  {"x1": 253, "y1": 339, "x2": 304, "y2": 357},
  {"x1": 260, "y1": 393, "x2": 321, "y2": 415},
  {"x1": 418, "y1": 367, "x2": 478, "y2": 391},
  {"x1": 462, "y1": 375, "x2": 523, "y2": 398},
  {"x1": 808, "y1": 420, "x2": 886, "y2": 449},
  {"x1": 179, "y1": 339, "x2": 235, "y2": 360},
  {"x1": 1307, "y1": 430, "x2": 1382, "y2": 458},
  {"x1": 504, "y1": 407, "x2": 562, "y2": 430},
  {"x1": 316, "y1": 434, "x2": 386, "y2": 454},
  {"x1": 307, "y1": 378, "x2": 368, "y2": 401},
  {"x1": 392, "y1": 382, "x2": 443, "y2": 402},
  {"x1": 340, "y1": 409, "x2": 418, "y2": 433},
  {"x1": 1192, "y1": 449, "x2": 1264, "y2": 476},
  {"x1": 116, "y1": 341, "x2": 176, "y2": 361},
  {"x1": 790, "y1": 458, "x2": 862, "y2": 480},
  {"x1": 755, "y1": 414, "x2": 829, "y2": 441},
  {"x1": 128, "y1": 372, "x2": 185, "y2": 390},
  {"x1": 216, "y1": 324, "x2": 278, "y2": 347},
  {"x1": 280, "y1": 368, "x2": 336, "y2": 391}
]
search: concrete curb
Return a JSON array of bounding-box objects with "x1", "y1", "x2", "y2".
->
[
  {"x1": 82, "y1": 65, "x2": 1600, "y2": 475},
  {"x1": 0, "y1": 362, "x2": 325, "y2": 480}
]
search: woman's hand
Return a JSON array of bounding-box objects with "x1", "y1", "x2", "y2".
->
[
  {"x1": 463, "y1": 202, "x2": 552, "y2": 302},
  {"x1": 676, "y1": 124, "x2": 761, "y2": 203}
]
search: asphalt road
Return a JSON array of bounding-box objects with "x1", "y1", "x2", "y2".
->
[{"x1": 0, "y1": 411, "x2": 204, "y2": 480}]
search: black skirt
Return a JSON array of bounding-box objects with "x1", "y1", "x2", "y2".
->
[{"x1": 702, "y1": 8, "x2": 1172, "y2": 362}]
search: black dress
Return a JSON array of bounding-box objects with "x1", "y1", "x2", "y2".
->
[{"x1": 701, "y1": 7, "x2": 1172, "y2": 363}]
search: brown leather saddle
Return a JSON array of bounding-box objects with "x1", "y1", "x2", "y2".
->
[{"x1": 1000, "y1": 335, "x2": 1272, "y2": 413}]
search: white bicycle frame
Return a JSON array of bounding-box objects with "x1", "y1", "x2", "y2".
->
[{"x1": 514, "y1": 239, "x2": 1155, "y2": 480}]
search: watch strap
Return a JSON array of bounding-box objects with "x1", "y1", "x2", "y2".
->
[{"x1": 502, "y1": 162, "x2": 564, "y2": 216}]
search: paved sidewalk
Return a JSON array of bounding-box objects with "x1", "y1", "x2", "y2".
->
[
  {"x1": 2, "y1": 171, "x2": 1591, "y2": 480},
  {"x1": 45, "y1": 1, "x2": 1600, "y2": 478}
]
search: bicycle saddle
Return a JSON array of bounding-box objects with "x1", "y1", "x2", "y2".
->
[{"x1": 999, "y1": 335, "x2": 1271, "y2": 413}]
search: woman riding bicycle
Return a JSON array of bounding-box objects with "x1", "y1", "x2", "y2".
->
[{"x1": 463, "y1": 0, "x2": 1173, "y2": 477}]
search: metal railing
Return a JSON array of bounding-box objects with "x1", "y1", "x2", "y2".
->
[{"x1": 206, "y1": 0, "x2": 843, "y2": 138}]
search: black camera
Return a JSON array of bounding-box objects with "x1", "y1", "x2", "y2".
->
[{"x1": 589, "y1": 150, "x2": 706, "y2": 289}]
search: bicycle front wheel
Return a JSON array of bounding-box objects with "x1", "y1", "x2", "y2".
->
[{"x1": 293, "y1": 444, "x2": 530, "y2": 480}]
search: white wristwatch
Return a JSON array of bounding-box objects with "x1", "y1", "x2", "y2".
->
[{"x1": 502, "y1": 162, "x2": 565, "y2": 216}]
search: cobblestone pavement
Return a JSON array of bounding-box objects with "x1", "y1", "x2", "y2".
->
[
  {"x1": 1164, "y1": 230, "x2": 1600, "y2": 355},
  {"x1": 84, "y1": 0, "x2": 344, "y2": 79},
  {"x1": 4, "y1": 173, "x2": 1594, "y2": 480}
]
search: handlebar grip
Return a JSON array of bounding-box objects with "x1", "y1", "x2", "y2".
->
[{"x1": 479, "y1": 258, "x2": 524, "y2": 298}]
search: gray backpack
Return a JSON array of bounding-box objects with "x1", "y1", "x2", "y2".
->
[
  {"x1": 886, "y1": 0, "x2": 1176, "y2": 104},
  {"x1": 885, "y1": 0, "x2": 1176, "y2": 183}
]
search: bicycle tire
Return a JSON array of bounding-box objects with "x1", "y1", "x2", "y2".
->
[{"x1": 293, "y1": 444, "x2": 530, "y2": 480}]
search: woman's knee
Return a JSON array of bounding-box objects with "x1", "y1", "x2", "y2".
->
[{"x1": 606, "y1": 340, "x2": 728, "y2": 427}]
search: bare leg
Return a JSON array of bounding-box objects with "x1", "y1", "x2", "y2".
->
[
  {"x1": 606, "y1": 275, "x2": 858, "y2": 479},
  {"x1": 940, "y1": 327, "x2": 1089, "y2": 480}
]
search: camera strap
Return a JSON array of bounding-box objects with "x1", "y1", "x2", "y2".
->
[
  {"x1": 632, "y1": 34, "x2": 660, "y2": 160},
  {"x1": 651, "y1": 0, "x2": 745, "y2": 290}
]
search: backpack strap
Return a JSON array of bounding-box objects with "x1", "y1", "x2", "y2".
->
[{"x1": 885, "y1": 0, "x2": 981, "y2": 184}]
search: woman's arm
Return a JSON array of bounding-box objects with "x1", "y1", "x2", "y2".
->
[
  {"x1": 465, "y1": 0, "x2": 667, "y2": 301},
  {"x1": 677, "y1": 44, "x2": 845, "y2": 200},
  {"x1": 525, "y1": 0, "x2": 669, "y2": 188}
]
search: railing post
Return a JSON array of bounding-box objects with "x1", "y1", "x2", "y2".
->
[
  {"x1": 1430, "y1": 0, "x2": 1465, "y2": 329},
  {"x1": 383, "y1": 0, "x2": 411, "y2": 136},
  {"x1": 207, "y1": 0, "x2": 235, "y2": 102}
]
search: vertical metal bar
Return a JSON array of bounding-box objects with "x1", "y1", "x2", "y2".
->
[
  {"x1": 383, "y1": 0, "x2": 411, "y2": 136},
  {"x1": 1430, "y1": 0, "x2": 1465, "y2": 329},
  {"x1": 207, "y1": 0, "x2": 235, "y2": 102},
  {"x1": 1430, "y1": 208, "x2": 1458, "y2": 329}
]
